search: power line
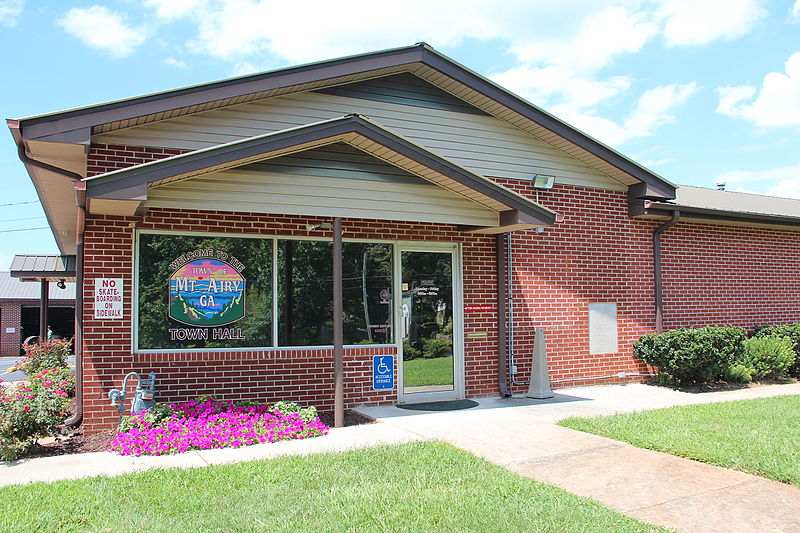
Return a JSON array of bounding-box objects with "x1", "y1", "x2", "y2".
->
[
  {"x1": 0, "y1": 226, "x2": 49, "y2": 233},
  {"x1": 0, "y1": 200, "x2": 38, "y2": 207},
  {"x1": 0, "y1": 216, "x2": 45, "y2": 223}
]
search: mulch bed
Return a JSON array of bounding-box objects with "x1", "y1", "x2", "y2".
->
[{"x1": 16, "y1": 408, "x2": 374, "y2": 460}]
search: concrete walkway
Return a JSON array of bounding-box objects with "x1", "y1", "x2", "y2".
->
[
  {"x1": 2, "y1": 383, "x2": 799, "y2": 533},
  {"x1": 0, "y1": 422, "x2": 424, "y2": 487},
  {"x1": 359, "y1": 383, "x2": 800, "y2": 533}
]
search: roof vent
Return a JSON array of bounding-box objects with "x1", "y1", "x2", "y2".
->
[{"x1": 716, "y1": 181, "x2": 726, "y2": 191}]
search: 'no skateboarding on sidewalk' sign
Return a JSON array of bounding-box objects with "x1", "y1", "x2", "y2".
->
[{"x1": 372, "y1": 355, "x2": 394, "y2": 390}]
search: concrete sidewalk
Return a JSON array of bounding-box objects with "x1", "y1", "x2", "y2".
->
[
  {"x1": 2, "y1": 382, "x2": 799, "y2": 533},
  {"x1": 0, "y1": 422, "x2": 425, "y2": 487},
  {"x1": 358, "y1": 383, "x2": 800, "y2": 533}
]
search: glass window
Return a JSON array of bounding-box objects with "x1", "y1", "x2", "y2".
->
[
  {"x1": 137, "y1": 233, "x2": 272, "y2": 350},
  {"x1": 342, "y1": 243, "x2": 393, "y2": 345},
  {"x1": 277, "y1": 239, "x2": 332, "y2": 347},
  {"x1": 137, "y1": 233, "x2": 394, "y2": 350}
]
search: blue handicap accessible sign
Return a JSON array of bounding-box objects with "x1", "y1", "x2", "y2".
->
[{"x1": 372, "y1": 355, "x2": 394, "y2": 390}]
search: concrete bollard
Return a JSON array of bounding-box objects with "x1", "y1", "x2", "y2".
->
[{"x1": 526, "y1": 327, "x2": 553, "y2": 399}]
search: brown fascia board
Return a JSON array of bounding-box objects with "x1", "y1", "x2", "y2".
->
[
  {"x1": 85, "y1": 114, "x2": 556, "y2": 226},
  {"x1": 13, "y1": 43, "x2": 674, "y2": 200},
  {"x1": 635, "y1": 201, "x2": 800, "y2": 229}
]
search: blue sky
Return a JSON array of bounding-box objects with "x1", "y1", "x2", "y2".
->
[{"x1": 1, "y1": 0, "x2": 799, "y2": 265}]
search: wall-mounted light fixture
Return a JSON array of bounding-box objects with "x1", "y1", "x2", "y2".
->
[
  {"x1": 532, "y1": 174, "x2": 555, "y2": 189},
  {"x1": 306, "y1": 222, "x2": 333, "y2": 231}
]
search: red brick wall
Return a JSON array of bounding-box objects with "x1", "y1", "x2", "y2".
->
[
  {"x1": 81, "y1": 209, "x2": 499, "y2": 432},
  {"x1": 78, "y1": 143, "x2": 800, "y2": 431},
  {"x1": 0, "y1": 302, "x2": 21, "y2": 357},
  {"x1": 495, "y1": 180, "x2": 657, "y2": 392},
  {"x1": 660, "y1": 222, "x2": 800, "y2": 329}
]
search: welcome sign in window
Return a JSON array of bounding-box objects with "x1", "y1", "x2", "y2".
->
[{"x1": 136, "y1": 232, "x2": 393, "y2": 351}]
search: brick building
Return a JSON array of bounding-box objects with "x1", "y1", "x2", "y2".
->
[
  {"x1": 0, "y1": 271, "x2": 75, "y2": 357},
  {"x1": 8, "y1": 44, "x2": 800, "y2": 432}
]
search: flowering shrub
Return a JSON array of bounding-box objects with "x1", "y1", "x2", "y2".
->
[
  {"x1": 10, "y1": 338, "x2": 73, "y2": 375},
  {"x1": 111, "y1": 397, "x2": 329, "y2": 456},
  {"x1": 0, "y1": 370, "x2": 75, "y2": 461}
]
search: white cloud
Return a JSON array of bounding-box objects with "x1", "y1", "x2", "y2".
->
[
  {"x1": 790, "y1": 0, "x2": 800, "y2": 22},
  {"x1": 715, "y1": 51, "x2": 800, "y2": 127},
  {"x1": 656, "y1": 0, "x2": 767, "y2": 46},
  {"x1": 0, "y1": 0, "x2": 24, "y2": 27},
  {"x1": 164, "y1": 57, "x2": 187, "y2": 69},
  {"x1": 717, "y1": 163, "x2": 800, "y2": 199},
  {"x1": 508, "y1": 5, "x2": 658, "y2": 73},
  {"x1": 560, "y1": 82, "x2": 697, "y2": 146},
  {"x1": 492, "y1": 66, "x2": 632, "y2": 115},
  {"x1": 57, "y1": 5, "x2": 148, "y2": 59},
  {"x1": 130, "y1": 1, "x2": 745, "y2": 146},
  {"x1": 144, "y1": 0, "x2": 203, "y2": 20}
]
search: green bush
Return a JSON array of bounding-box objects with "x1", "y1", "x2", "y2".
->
[
  {"x1": 753, "y1": 324, "x2": 800, "y2": 377},
  {"x1": 402, "y1": 339, "x2": 422, "y2": 360},
  {"x1": 421, "y1": 338, "x2": 452, "y2": 359},
  {"x1": 0, "y1": 373, "x2": 73, "y2": 461},
  {"x1": 723, "y1": 363, "x2": 753, "y2": 383},
  {"x1": 12, "y1": 338, "x2": 73, "y2": 375},
  {"x1": 740, "y1": 336, "x2": 796, "y2": 380},
  {"x1": 634, "y1": 326, "x2": 746, "y2": 386}
]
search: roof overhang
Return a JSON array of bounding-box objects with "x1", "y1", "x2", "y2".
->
[
  {"x1": 10, "y1": 43, "x2": 676, "y2": 249},
  {"x1": 630, "y1": 200, "x2": 800, "y2": 231},
  {"x1": 10, "y1": 254, "x2": 77, "y2": 282},
  {"x1": 84, "y1": 114, "x2": 557, "y2": 232}
]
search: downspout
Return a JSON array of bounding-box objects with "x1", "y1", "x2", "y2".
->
[
  {"x1": 496, "y1": 234, "x2": 510, "y2": 397},
  {"x1": 65, "y1": 185, "x2": 86, "y2": 428},
  {"x1": 507, "y1": 232, "x2": 528, "y2": 386},
  {"x1": 15, "y1": 133, "x2": 86, "y2": 427},
  {"x1": 653, "y1": 211, "x2": 680, "y2": 333}
]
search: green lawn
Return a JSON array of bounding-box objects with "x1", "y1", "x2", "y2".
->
[
  {"x1": 404, "y1": 356, "x2": 453, "y2": 387},
  {"x1": 560, "y1": 395, "x2": 800, "y2": 486},
  {"x1": 0, "y1": 442, "x2": 665, "y2": 532}
]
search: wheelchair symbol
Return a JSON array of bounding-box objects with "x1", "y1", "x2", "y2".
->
[{"x1": 376, "y1": 357, "x2": 391, "y2": 374}]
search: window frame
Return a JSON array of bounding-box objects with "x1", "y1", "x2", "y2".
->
[{"x1": 133, "y1": 229, "x2": 408, "y2": 354}]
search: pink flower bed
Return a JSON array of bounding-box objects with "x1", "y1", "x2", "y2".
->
[{"x1": 111, "y1": 398, "x2": 330, "y2": 456}]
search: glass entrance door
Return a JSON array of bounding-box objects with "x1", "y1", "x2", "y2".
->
[{"x1": 397, "y1": 247, "x2": 463, "y2": 403}]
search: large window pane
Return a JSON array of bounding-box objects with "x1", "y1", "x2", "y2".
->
[
  {"x1": 342, "y1": 243, "x2": 393, "y2": 345},
  {"x1": 137, "y1": 233, "x2": 272, "y2": 350},
  {"x1": 277, "y1": 240, "x2": 394, "y2": 347},
  {"x1": 277, "y1": 240, "x2": 332, "y2": 346}
]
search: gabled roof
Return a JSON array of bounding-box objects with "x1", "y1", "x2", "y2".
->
[
  {"x1": 15, "y1": 43, "x2": 675, "y2": 197},
  {"x1": 9, "y1": 43, "x2": 677, "y2": 252},
  {"x1": 85, "y1": 114, "x2": 556, "y2": 233}
]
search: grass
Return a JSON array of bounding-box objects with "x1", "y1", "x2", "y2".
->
[
  {"x1": 560, "y1": 395, "x2": 800, "y2": 487},
  {"x1": 0, "y1": 442, "x2": 665, "y2": 532},
  {"x1": 403, "y1": 356, "x2": 453, "y2": 388}
]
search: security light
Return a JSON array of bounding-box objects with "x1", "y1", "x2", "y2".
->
[{"x1": 532, "y1": 174, "x2": 555, "y2": 189}]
